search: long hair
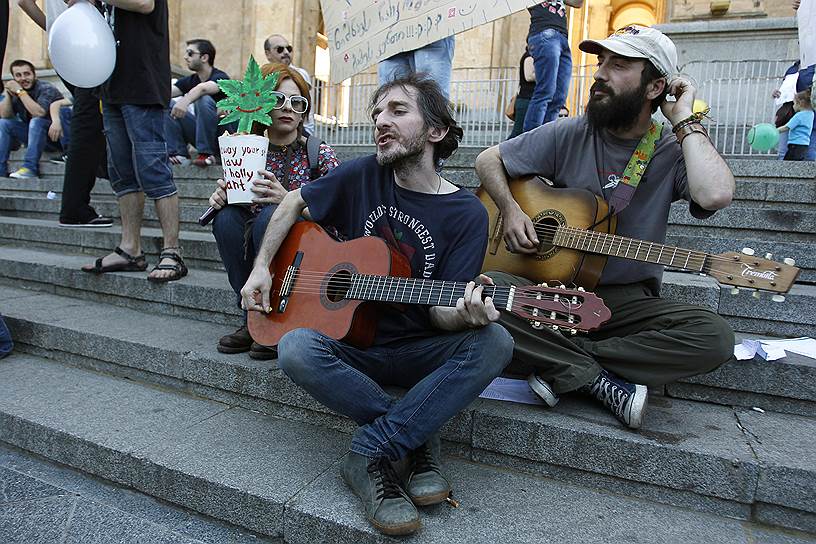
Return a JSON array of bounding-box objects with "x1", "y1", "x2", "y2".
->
[
  {"x1": 251, "y1": 62, "x2": 311, "y2": 136},
  {"x1": 370, "y1": 72, "x2": 463, "y2": 165}
]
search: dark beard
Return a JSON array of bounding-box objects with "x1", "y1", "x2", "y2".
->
[
  {"x1": 586, "y1": 81, "x2": 649, "y2": 132},
  {"x1": 376, "y1": 129, "x2": 426, "y2": 170}
]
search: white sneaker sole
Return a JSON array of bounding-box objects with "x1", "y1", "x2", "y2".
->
[
  {"x1": 527, "y1": 374, "x2": 560, "y2": 408},
  {"x1": 625, "y1": 384, "x2": 648, "y2": 429}
]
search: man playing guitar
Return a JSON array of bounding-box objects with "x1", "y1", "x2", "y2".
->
[
  {"x1": 475, "y1": 26, "x2": 736, "y2": 429},
  {"x1": 240, "y1": 74, "x2": 513, "y2": 536}
]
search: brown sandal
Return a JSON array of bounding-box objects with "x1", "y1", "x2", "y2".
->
[{"x1": 147, "y1": 249, "x2": 188, "y2": 283}]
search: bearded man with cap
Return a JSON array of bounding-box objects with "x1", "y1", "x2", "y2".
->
[{"x1": 475, "y1": 25, "x2": 736, "y2": 429}]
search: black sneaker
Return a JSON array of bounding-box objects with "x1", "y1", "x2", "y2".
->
[
  {"x1": 404, "y1": 434, "x2": 451, "y2": 506},
  {"x1": 58, "y1": 215, "x2": 113, "y2": 228},
  {"x1": 581, "y1": 369, "x2": 647, "y2": 429},
  {"x1": 50, "y1": 153, "x2": 68, "y2": 165},
  {"x1": 342, "y1": 452, "x2": 419, "y2": 536}
]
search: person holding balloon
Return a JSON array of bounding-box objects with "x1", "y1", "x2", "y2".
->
[{"x1": 779, "y1": 89, "x2": 814, "y2": 161}]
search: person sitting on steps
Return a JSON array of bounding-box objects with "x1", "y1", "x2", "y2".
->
[
  {"x1": 208, "y1": 63, "x2": 339, "y2": 360},
  {"x1": 475, "y1": 25, "x2": 736, "y2": 430}
]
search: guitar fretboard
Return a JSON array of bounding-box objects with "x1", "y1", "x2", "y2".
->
[
  {"x1": 346, "y1": 275, "x2": 512, "y2": 307},
  {"x1": 553, "y1": 226, "x2": 710, "y2": 272}
]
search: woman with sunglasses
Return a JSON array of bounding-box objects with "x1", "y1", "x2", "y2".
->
[{"x1": 208, "y1": 63, "x2": 340, "y2": 359}]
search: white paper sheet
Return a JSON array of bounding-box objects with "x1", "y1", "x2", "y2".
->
[
  {"x1": 479, "y1": 377, "x2": 545, "y2": 406},
  {"x1": 733, "y1": 337, "x2": 816, "y2": 361}
]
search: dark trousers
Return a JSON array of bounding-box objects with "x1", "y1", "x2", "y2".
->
[
  {"x1": 783, "y1": 143, "x2": 809, "y2": 161},
  {"x1": 486, "y1": 271, "x2": 736, "y2": 392},
  {"x1": 59, "y1": 86, "x2": 107, "y2": 223}
]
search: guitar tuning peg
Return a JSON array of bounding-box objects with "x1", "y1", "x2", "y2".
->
[
  {"x1": 741, "y1": 247, "x2": 755, "y2": 256},
  {"x1": 771, "y1": 294, "x2": 786, "y2": 303},
  {"x1": 538, "y1": 282, "x2": 549, "y2": 287},
  {"x1": 764, "y1": 253, "x2": 773, "y2": 260},
  {"x1": 730, "y1": 287, "x2": 740, "y2": 295},
  {"x1": 577, "y1": 287, "x2": 585, "y2": 292},
  {"x1": 783, "y1": 257, "x2": 796, "y2": 266},
  {"x1": 570, "y1": 329, "x2": 577, "y2": 335},
  {"x1": 551, "y1": 325, "x2": 559, "y2": 331},
  {"x1": 752, "y1": 290, "x2": 761, "y2": 299},
  {"x1": 558, "y1": 284, "x2": 566, "y2": 289}
]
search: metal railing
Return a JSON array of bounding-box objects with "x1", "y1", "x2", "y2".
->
[{"x1": 312, "y1": 61, "x2": 796, "y2": 156}]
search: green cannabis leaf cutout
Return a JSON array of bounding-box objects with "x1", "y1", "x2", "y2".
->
[{"x1": 217, "y1": 55, "x2": 279, "y2": 134}]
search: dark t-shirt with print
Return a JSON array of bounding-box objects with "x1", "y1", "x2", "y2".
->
[
  {"x1": 175, "y1": 68, "x2": 230, "y2": 103},
  {"x1": 102, "y1": 0, "x2": 170, "y2": 106},
  {"x1": 12, "y1": 80, "x2": 63, "y2": 122},
  {"x1": 499, "y1": 116, "x2": 716, "y2": 294},
  {"x1": 529, "y1": 1, "x2": 568, "y2": 36},
  {"x1": 300, "y1": 155, "x2": 489, "y2": 345}
]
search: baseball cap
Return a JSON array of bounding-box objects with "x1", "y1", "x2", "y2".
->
[{"x1": 579, "y1": 25, "x2": 678, "y2": 78}]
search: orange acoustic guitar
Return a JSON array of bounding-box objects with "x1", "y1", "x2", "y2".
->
[
  {"x1": 477, "y1": 177, "x2": 801, "y2": 298},
  {"x1": 248, "y1": 221, "x2": 612, "y2": 348}
]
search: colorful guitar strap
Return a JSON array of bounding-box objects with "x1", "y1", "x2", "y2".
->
[{"x1": 606, "y1": 119, "x2": 663, "y2": 215}]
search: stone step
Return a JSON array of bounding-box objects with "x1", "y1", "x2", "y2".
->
[
  {"x1": 2, "y1": 273, "x2": 814, "y2": 417},
  {"x1": 3, "y1": 285, "x2": 816, "y2": 534},
  {"x1": 1, "y1": 242, "x2": 814, "y2": 339},
  {"x1": 0, "y1": 216, "x2": 224, "y2": 271},
  {"x1": 0, "y1": 194, "x2": 219, "y2": 229},
  {"x1": 3, "y1": 355, "x2": 811, "y2": 542}
]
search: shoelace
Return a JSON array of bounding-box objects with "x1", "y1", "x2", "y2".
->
[
  {"x1": 368, "y1": 457, "x2": 403, "y2": 501},
  {"x1": 411, "y1": 443, "x2": 439, "y2": 475},
  {"x1": 592, "y1": 377, "x2": 628, "y2": 418}
]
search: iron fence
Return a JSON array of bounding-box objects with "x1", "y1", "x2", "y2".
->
[{"x1": 312, "y1": 60, "x2": 796, "y2": 157}]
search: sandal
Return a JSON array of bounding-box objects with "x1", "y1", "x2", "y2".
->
[
  {"x1": 82, "y1": 246, "x2": 147, "y2": 274},
  {"x1": 147, "y1": 248, "x2": 188, "y2": 283}
]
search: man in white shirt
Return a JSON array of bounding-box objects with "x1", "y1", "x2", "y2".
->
[{"x1": 263, "y1": 34, "x2": 315, "y2": 135}]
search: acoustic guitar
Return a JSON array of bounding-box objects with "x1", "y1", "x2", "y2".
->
[
  {"x1": 476, "y1": 177, "x2": 800, "y2": 297},
  {"x1": 247, "y1": 221, "x2": 611, "y2": 348}
]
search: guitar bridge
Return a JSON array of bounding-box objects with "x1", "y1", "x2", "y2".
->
[{"x1": 278, "y1": 251, "x2": 303, "y2": 313}]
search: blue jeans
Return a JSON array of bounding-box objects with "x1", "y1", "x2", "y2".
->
[
  {"x1": 165, "y1": 95, "x2": 219, "y2": 156},
  {"x1": 807, "y1": 124, "x2": 816, "y2": 161},
  {"x1": 212, "y1": 204, "x2": 277, "y2": 308},
  {"x1": 777, "y1": 130, "x2": 788, "y2": 160},
  {"x1": 523, "y1": 29, "x2": 572, "y2": 131},
  {"x1": 102, "y1": 103, "x2": 176, "y2": 199},
  {"x1": 0, "y1": 315, "x2": 12, "y2": 358},
  {"x1": 278, "y1": 323, "x2": 513, "y2": 461},
  {"x1": 378, "y1": 36, "x2": 455, "y2": 98},
  {"x1": 0, "y1": 116, "x2": 51, "y2": 175}
]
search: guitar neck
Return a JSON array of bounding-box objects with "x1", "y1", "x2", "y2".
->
[
  {"x1": 347, "y1": 275, "x2": 512, "y2": 308},
  {"x1": 554, "y1": 226, "x2": 712, "y2": 273}
]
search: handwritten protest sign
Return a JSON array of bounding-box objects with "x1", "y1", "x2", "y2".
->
[
  {"x1": 218, "y1": 134, "x2": 268, "y2": 204},
  {"x1": 321, "y1": 0, "x2": 541, "y2": 83}
]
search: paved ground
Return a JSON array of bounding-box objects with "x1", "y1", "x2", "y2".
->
[{"x1": 0, "y1": 443, "x2": 278, "y2": 544}]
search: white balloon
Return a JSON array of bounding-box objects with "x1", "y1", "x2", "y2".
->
[{"x1": 48, "y1": 1, "x2": 116, "y2": 88}]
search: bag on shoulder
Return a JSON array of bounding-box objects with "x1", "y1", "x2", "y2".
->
[
  {"x1": 305, "y1": 134, "x2": 325, "y2": 180},
  {"x1": 505, "y1": 95, "x2": 517, "y2": 121},
  {"x1": 774, "y1": 102, "x2": 795, "y2": 128}
]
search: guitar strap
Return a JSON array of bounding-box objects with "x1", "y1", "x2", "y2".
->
[{"x1": 606, "y1": 119, "x2": 662, "y2": 216}]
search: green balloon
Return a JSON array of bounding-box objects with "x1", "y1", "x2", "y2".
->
[{"x1": 747, "y1": 123, "x2": 779, "y2": 151}]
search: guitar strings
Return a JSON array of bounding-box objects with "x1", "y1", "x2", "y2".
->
[{"x1": 523, "y1": 223, "x2": 787, "y2": 277}]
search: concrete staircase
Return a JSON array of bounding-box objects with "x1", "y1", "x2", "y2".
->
[{"x1": 1, "y1": 149, "x2": 815, "y2": 542}]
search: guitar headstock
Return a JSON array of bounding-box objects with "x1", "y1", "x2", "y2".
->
[
  {"x1": 708, "y1": 251, "x2": 800, "y2": 294},
  {"x1": 508, "y1": 284, "x2": 611, "y2": 333}
]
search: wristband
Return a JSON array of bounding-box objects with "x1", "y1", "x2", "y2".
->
[{"x1": 675, "y1": 122, "x2": 710, "y2": 146}]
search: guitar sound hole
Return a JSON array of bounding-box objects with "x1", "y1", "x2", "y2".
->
[
  {"x1": 326, "y1": 270, "x2": 352, "y2": 302},
  {"x1": 536, "y1": 217, "x2": 559, "y2": 253}
]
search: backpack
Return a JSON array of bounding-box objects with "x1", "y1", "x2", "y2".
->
[{"x1": 305, "y1": 134, "x2": 324, "y2": 181}]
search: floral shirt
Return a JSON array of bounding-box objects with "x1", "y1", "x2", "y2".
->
[{"x1": 265, "y1": 142, "x2": 340, "y2": 191}]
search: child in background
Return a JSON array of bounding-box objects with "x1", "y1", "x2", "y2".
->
[{"x1": 779, "y1": 89, "x2": 814, "y2": 161}]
